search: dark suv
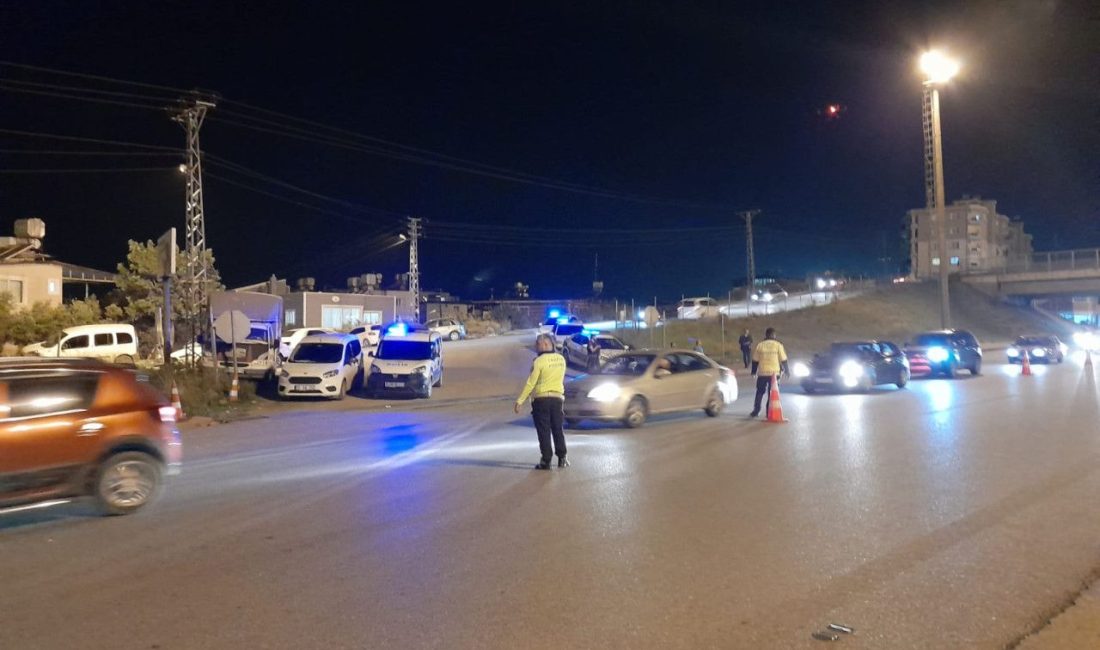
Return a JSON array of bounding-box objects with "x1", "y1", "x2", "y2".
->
[
  {"x1": 905, "y1": 330, "x2": 983, "y2": 378},
  {"x1": 0, "y1": 359, "x2": 181, "y2": 516}
]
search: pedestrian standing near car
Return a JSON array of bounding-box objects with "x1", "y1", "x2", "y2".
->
[
  {"x1": 586, "y1": 336, "x2": 601, "y2": 373},
  {"x1": 738, "y1": 329, "x2": 753, "y2": 369},
  {"x1": 692, "y1": 339, "x2": 705, "y2": 354},
  {"x1": 750, "y1": 327, "x2": 789, "y2": 418},
  {"x1": 515, "y1": 333, "x2": 569, "y2": 469}
]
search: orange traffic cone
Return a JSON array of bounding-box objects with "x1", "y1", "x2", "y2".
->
[
  {"x1": 171, "y1": 381, "x2": 185, "y2": 420},
  {"x1": 229, "y1": 374, "x2": 240, "y2": 403},
  {"x1": 1021, "y1": 350, "x2": 1033, "y2": 376},
  {"x1": 766, "y1": 375, "x2": 787, "y2": 423}
]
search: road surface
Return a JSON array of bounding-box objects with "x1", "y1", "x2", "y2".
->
[{"x1": 2, "y1": 348, "x2": 1099, "y2": 649}]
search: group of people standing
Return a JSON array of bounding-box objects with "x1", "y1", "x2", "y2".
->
[{"x1": 515, "y1": 327, "x2": 789, "y2": 470}]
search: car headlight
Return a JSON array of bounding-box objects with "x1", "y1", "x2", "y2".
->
[
  {"x1": 763, "y1": 292, "x2": 773, "y2": 301},
  {"x1": 1006, "y1": 347, "x2": 1019, "y2": 357},
  {"x1": 792, "y1": 362, "x2": 811, "y2": 378},
  {"x1": 279, "y1": 369, "x2": 290, "y2": 378},
  {"x1": 1059, "y1": 343, "x2": 1068, "y2": 355},
  {"x1": 839, "y1": 360, "x2": 864, "y2": 388},
  {"x1": 413, "y1": 365, "x2": 429, "y2": 375},
  {"x1": 927, "y1": 346, "x2": 949, "y2": 363},
  {"x1": 322, "y1": 369, "x2": 340, "y2": 378},
  {"x1": 587, "y1": 383, "x2": 622, "y2": 403},
  {"x1": 370, "y1": 364, "x2": 382, "y2": 374},
  {"x1": 1032, "y1": 347, "x2": 1046, "y2": 358}
]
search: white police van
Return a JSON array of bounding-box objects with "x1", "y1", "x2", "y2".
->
[{"x1": 366, "y1": 324, "x2": 444, "y2": 399}]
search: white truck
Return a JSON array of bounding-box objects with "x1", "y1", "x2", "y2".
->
[{"x1": 209, "y1": 291, "x2": 284, "y2": 381}]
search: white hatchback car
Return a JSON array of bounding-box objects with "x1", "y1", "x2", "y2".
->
[
  {"x1": 426, "y1": 318, "x2": 466, "y2": 341},
  {"x1": 349, "y1": 324, "x2": 383, "y2": 348},
  {"x1": 277, "y1": 333, "x2": 363, "y2": 400}
]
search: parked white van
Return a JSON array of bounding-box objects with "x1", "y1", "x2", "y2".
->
[
  {"x1": 366, "y1": 325, "x2": 443, "y2": 399},
  {"x1": 23, "y1": 324, "x2": 139, "y2": 363},
  {"x1": 677, "y1": 297, "x2": 721, "y2": 320},
  {"x1": 277, "y1": 333, "x2": 363, "y2": 400}
]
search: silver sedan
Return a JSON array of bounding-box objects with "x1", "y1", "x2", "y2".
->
[{"x1": 563, "y1": 350, "x2": 738, "y2": 428}]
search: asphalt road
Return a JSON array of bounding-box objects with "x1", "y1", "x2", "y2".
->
[{"x1": 3, "y1": 351, "x2": 1100, "y2": 649}]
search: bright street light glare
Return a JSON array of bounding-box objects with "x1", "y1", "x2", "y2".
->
[{"x1": 920, "y1": 50, "x2": 960, "y2": 84}]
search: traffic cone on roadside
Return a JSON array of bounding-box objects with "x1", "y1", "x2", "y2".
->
[
  {"x1": 766, "y1": 375, "x2": 788, "y2": 423},
  {"x1": 229, "y1": 374, "x2": 240, "y2": 403},
  {"x1": 171, "y1": 381, "x2": 185, "y2": 420},
  {"x1": 1021, "y1": 350, "x2": 1033, "y2": 376}
]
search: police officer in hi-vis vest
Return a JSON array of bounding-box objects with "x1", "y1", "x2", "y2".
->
[{"x1": 750, "y1": 327, "x2": 789, "y2": 418}]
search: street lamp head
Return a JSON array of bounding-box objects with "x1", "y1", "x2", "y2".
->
[
  {"x1": 920, "y1": 50, "x2": 960, "y2": 84},
  {"x1": 398, "y1": 234, "x2": 408, "y2": 242}
]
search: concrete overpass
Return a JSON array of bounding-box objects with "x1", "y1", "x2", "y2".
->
[{"x1": 962, "y1": 249, "x2": 1100, "y2": 298}]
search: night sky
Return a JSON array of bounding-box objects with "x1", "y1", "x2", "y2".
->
[{"x1": 1, "y1": 1, "x2": 1097, "y2": 301}]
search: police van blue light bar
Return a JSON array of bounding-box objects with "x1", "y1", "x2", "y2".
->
[
  {"x1": 548, "y1": 309, "x2": 561, "y2": 319},
  {"x1": 386, "y1": 323, "x2": 409, "y2": 337}
]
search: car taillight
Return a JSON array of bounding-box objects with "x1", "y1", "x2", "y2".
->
[{"x1": 158, "y1": 405, "x2": 178, "y2": 423}]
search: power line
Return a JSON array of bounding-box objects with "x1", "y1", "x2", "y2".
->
[
  {"x1": 203, "y1": 170, "x2": 396, "y2": 226},
  {"x1": 0, "y1": 127, "x2": 178, "y2": 151},
  {"x1": 0, "y1": 167, "x2": 177, "y2": 173},
  {"x1": 0, "y1": 149, "x2": 181, "y2": 156},
  {"x1": 0, "y1": 83, "x2": 168, "y2": 111},
  {"x1": 0, "y1": 60, "x2": 192, "y2": 95},
  {"x1": 0, "y1": 77, "x2": 176, "y2": 103}
]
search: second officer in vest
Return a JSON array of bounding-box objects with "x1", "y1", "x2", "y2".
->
[{"x1": 515, "y1": 333, "x2": 569, "y2": 469}]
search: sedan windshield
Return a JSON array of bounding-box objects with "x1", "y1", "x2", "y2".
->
[
  {"x1": 377, "y1": 340, "x2": 432, "y2": 360},
  {"x1": 597, "y1": 337, "x2": 626, "y2": 350},
  {"x1": 830, "y1": 343, "x2": 875, "y2": 357},
  {"x1": 555, "y1": 324, "x2": 584, "y2": 337},
  {"x1": 291, "y1": 343, "x2": 343, "y2": 364},
  {"x1": 601, "y1": 353, "x2": 655, "y2": 375},
  {"x1": 1016, "y1": 337, "x2": 1053, "y2": 347}
]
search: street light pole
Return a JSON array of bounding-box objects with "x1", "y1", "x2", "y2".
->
[{"x1": 920, "y1": 50, "x2": 959, "y2": 329}]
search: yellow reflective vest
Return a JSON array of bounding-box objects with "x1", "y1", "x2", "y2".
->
[
  {"x1": 516, "y1": 352, "x2": 567, "y2": 404},
  {"x1": 752, "y1": 339, "x2": 788, "y2": 375}
]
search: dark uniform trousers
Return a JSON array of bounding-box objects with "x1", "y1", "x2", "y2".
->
[
  {"x1": 741, "y1": 346, "x2": 752, "y2": 368},
  {"x1": 753, "y1": 375, "x2": 777, "y2": 417},
  {"x1": 531, "y1": 397, "x2": 567, "y2": 462}
]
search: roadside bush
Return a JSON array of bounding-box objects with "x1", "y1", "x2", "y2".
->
[
  {"x1": 147, "y1": 364, "x2": 257, "y2": 420},
  {"x1": 0, "y1": 294, "x2": 110, "y2": 352}
]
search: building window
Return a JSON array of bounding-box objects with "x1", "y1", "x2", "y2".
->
[
  {"x1": 0, "y1": 278, "x2": 24, "y2": 302},
  {"x1": 950, "y1": 256, "x2": 960, "y2": 266},
  {"x1": 321, "y1": 305, "x2": 363, "y2": 329},
  {"x1": 932, "y1": 257, "x2": 941, "y2": 266},
  {"x1": 48, "y1": 280, "x2": 58, "y2": 294},
  {"x1": 951, "y1": 241, "x2": 961, "y2": 249},
  {"x1": 285, "y1": 309, "x2": 296, "y2": 326},
  {"x1": 362, "y1": 311, "x2": 383, "y2": 325}
]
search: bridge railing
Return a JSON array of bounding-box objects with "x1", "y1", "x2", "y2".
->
[{"x1": 1002, "y1": 249, "x2": 1100, "y2": 274}]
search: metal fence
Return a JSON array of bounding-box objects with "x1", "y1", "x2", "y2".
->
[{"x1": 1003, "y1": 249, "x2": 1100, "y2": 274}]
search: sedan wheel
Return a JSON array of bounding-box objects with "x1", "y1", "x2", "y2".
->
[
  {"x1": 970, "y1": 358, "x2": 982, "y2": 376},
  {"x1": 449, "y1": 330, "x2": 460, "y2": 341},
  {"x1": 896, "y1": 369, "x2": 910, "y2": 389},
  {"x1": 623, "y1": 397, "x2": 647, "y2": 428},
  {"x1": 94, "y1": 452, "x2": 162, "y2": 515}
]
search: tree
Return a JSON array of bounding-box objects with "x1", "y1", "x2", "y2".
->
[
  {"x1": 0, "y1": 293, "x2": 107, "y2": 349},
  {"x1": 114, "y1": 240, "x2": 222, "y2": 348}
]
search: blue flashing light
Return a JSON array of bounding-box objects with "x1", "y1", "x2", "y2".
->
[
  {"x1": 556, "y1": 317, "x2": 571, "y2": 324},
  {"x1": 548, "y1": 309, "x2": 561, "y2": 319},
  {"x1": 583, "y1": 329, "x2": 600, "y2": 337},
  {"x1": 386, "y1": 323, "x2": 409, "y2": 337}
]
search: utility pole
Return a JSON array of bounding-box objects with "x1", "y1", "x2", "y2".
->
[
  {"x1": 923, "y1": 80, "x2": 951, "y2": 327},
  {"x1": 407, "y1": 217, "x2": 422, "y2": 322},
  {"x1": 173, "y1": 96, "x2": 216, "y2": 363},
  {"x1": 740, "y1": 209, "x2": 761, "y2": 312}
]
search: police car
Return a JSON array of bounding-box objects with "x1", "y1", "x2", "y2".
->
[{"x1": 366, "y1": 323, "x2": 444, "y2": 398}]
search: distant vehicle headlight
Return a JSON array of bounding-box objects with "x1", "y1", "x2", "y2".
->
[
  {"x1": 587, "y1": 383, "x2": 622, "y2": 403},
  {"x1": 927, "y1": 346, "x2": 950, "y2": 363},
  {"x1": 323, "y1": 369, "x2": 340, "y2": 378},
  {"x1": 1006, "y1": 347, "x2": 1019, "y2": 358},
  {"x1": 792, "y1": 362, "x2": 811, "y2": 378},
  {"x1": 1059, "y1": 343, "x2": 1069, "y2": 355},
  {"x1": 1032, "y1": 347, "x2": 1046, "y2": 358},
  {"x1": 1073, "y1": 332, "x2": 1095, "y2": 349},
  {"x1": 370, "y1": 364, "x2": 382, "y2": 374},
  {"x1": 762, "y1": 292, "x2": 773, "y2": 302},
  {"x1": 828, "y1": 279, "x2": 838, "y2": 287},
  {"x1": 815, "y1": 278, "x2": 826, "y2": 290}
]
